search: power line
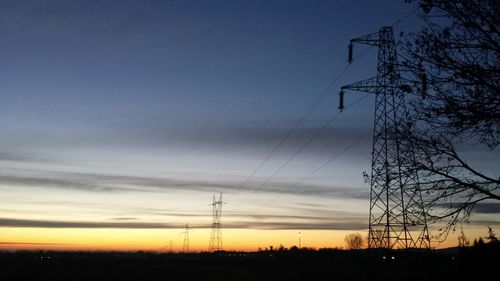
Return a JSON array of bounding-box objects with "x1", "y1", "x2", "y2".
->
[
  {"x1": 229, "y1": 46, "x2": 374, "y2": 207},
  {"x1": 233, "y1": 65, "x2": 349, "y2": 193},
  {"x1": 245, "y1": 6, "x2": 422, "y2": 206},
  {"x1": 255, "y1": 129, "x2": 372, "y2": 209},
  {"x1": 234, "y1": 93, "x2": 371, "y2": 208},
  {"x1": 225, "y1": 4, "x2": 422, "y2": 215},
  {"x1": 391, "y1": 5, "x2": 419, "y2": 28}
]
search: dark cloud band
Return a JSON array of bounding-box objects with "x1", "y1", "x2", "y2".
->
[
  {"x1": 0, "y1": 170, "x2": 369, "y2": 200},
  {"x1": 0, "y1": 217, "x2": 366, "y2": 230}
]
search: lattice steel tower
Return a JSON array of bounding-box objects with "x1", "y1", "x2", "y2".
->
[
  {"x1": 181, "y1": 223, "x2": 192, "y2": 253},
  {"x1": 208, "y1": 193, "x2": 224, "y2": 252},
  {"x1": 339, "y1": 26, "x2": 430, "y2": 249}
]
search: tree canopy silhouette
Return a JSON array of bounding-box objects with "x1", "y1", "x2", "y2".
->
[
  {"x1": 401, "y1": 0, "x2": 500, "y2": 239},
  {"x1": 344, "y1": 233, "x2": 364, "y2": 250}
]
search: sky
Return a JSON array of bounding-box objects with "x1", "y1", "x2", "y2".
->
[{"x1": 0, "y1": 0, "x2": 498, "y2": 252}]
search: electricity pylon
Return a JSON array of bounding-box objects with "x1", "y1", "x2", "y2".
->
[
  {"x1": 180, "y1": 223, "x2": 192, "y2": 253},
  {"x1": 208, "y1": 193, "x2": 224, "y2": 252},
  {"x1": 339, "y1": 26, "x2": 430, "y2": 249}
]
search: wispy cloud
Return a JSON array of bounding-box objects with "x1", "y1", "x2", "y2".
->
[
  {"x1": 473, "y1": 203, "x2": 500, "y2": 214},
  {"x1": 0, "y1": 174, "x2": 117, "y2": 192},
  {"x1": 110, "y1": 217, "x2": 139, "y2": 221},
  {"x1": 0, "y1": 170, "x2": 368, "y2": 199},
  {"x1": 0, "y1": 215, "x2": 367, "y2": 230},
  {"x1": 0, "y1": 149, "x2": 59, "y2": 164},
  {"x1": 0, "y1": 218, "x2": 186, "y2": 229},
  {"x1": 229, "y1": 221, "x2": 367, "y2": 230},
  {"x1": 104, "y1": 123, "x2": 369, "y2": 153}
]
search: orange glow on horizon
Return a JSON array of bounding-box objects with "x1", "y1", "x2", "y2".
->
[
  {"x1": 1, "y1": 226, "x2": 489, "y2": 252},
  {"x1": 0, "y1": 227, "x2": 349, "y2": 252}
]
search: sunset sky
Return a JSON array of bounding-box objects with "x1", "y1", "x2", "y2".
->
[{"x1": 0, "y1": 0, "x2": 498, "y2": 252}]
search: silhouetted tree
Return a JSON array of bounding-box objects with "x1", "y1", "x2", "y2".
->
[
  {"x1": 458, "y1": 227, "x2": 470, "y2": 247},
  {"x1": 404, "y1": 0, "x2": 500, "y2": 146},
  {"x1": 486, "y1": 226, "x2": 498, "y2": 243},
  {"x1": 474, "y1": 237, "x2": 485, "y2": 247},
  {"x1": 344, "y1": 233, "x2": 365, "y2": 250},
  {"x1": 400, "y1": 0, "x2": 500, "y2": 240}
]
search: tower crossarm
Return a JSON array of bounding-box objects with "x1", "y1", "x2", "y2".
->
[
  {"x1": 347, "y1": 30, "x2": 381, "y2": 64},
  {"x1": 350, "y1": 31, "x2": 380, "y2": 46},
  {"x1": 341, "y1": 77, "x2": 412, "y2": 95},
  {"x1": 341, "y1": 77, "x2": 379, "y2": 94}
]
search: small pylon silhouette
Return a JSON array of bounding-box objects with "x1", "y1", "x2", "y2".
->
[
  {"x1": 180, "y1": 223, "x2": 192, "y2": 253},
  {"x1": 208, "y1": 193, "x2": 224, "y2": 252}
]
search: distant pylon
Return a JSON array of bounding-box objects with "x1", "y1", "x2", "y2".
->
[
  {"x1": 340, "y1": 26, "x2": 430, "y2": 249},
  {"x1": 180, "y1": 223, "x2": 192, "y2": 253},
  {"x1": 208, "y1": 193, "x2": 224, "y2": 252}
]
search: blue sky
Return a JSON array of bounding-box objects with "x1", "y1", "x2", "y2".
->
[{"x1": 0, "y1": 0, "x2": 498, "y2": 249}]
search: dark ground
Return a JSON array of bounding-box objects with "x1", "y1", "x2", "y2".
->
[{"x1": 1, "y1": 245, "x2": 498, "y2": 281}]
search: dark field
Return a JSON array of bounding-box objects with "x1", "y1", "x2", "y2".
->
[{"x1": 1, "y1": 246, "x2": 498, "y2": 281}]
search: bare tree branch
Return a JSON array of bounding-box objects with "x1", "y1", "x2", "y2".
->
[{"x1": 397, "y1": 0, "x2": 500, "y2": 241}]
